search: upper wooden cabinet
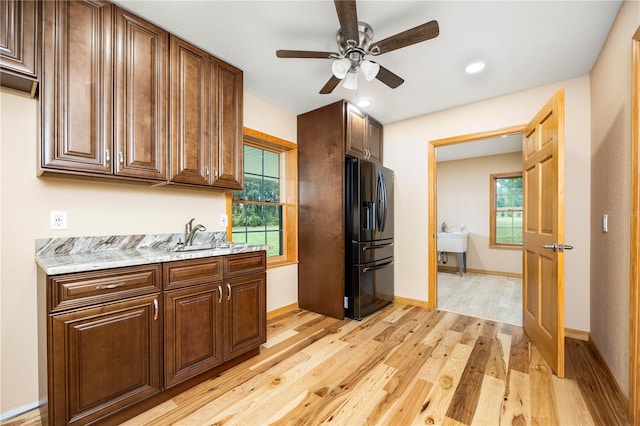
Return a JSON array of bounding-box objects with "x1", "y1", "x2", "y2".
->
[
  {"x1": 0, "y1": 0, "x2": 39, "y2": 96},
  {"x1": 345, "y1": 103, "x2": 383, "y2": 163},
  {"x1": 40, "y1": 0, "x2": 114, "y2": 175},
  {"x1": 169, "y1": 36, "x2": 243, "y2": 190},
  {"x1": 114, "y1": 8, "x2": 168, "y2": 180},
  {"x1": 40, "y1": 0, "x2": 168, "y2": 181},
  {"x1": 38, "y1": 1, "x2": 242, "y2": 190}
]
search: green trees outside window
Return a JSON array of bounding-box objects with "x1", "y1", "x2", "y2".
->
[{"x1": 491, "y1": 173, "x2": 523, "y2": 247}]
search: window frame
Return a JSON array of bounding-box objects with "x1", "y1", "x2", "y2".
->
[
  {"x1": 489, "y1": 171, "x2": 523, "y2": 249},
  {"x1": 226, "y1": 128, "x2": 298, "y2": 268}
]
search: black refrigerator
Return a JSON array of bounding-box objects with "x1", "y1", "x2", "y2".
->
[{"x1": 345, "y1": 157, "x2": 394, "y2": 320}]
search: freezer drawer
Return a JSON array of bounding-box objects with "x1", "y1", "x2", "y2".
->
[
  {"x1": 346, "y1": 256, "x2": 394, "y2": 319},
  {"x1": 352, "y1": 239, "x2": 394, "y2": 264}
]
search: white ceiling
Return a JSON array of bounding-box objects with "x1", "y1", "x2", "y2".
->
[{"x1": 112, "y1": 0, "x2": 621, "y2": 125}]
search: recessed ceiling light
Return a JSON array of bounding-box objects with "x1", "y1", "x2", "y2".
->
[
  {"x1": 465, "y1": 61, "x2": 486, "y2": 74},
  {"x1": 358, "y1": 99, "x2": 372, "y2": 108}
]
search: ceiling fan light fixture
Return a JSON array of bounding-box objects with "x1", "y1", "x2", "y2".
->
[
  {"x1": 331, "y1": 58, "x2": 352, "y2": 79},
  {"x1": 360, "y1": 60, "x2": 380, "y2": 81},
  {"x1": 342, "y1": 70, "x2": 358, "y2": 90}
]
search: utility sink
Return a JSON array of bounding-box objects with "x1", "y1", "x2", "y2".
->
[{"x1": 437, "y1": 231, "x2": 469, "y2": 253}]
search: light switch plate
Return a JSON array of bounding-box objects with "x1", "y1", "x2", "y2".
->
[{"x1": 219, "y1": 214, "x2": 228, "y2": 227}]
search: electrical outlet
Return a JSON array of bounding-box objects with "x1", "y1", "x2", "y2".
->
[
  {"x1": 219, "y1": 214, "x2": 228, "y2": 227},
  {"x1": 50, "y1": 211, "x2": 67, "y2": 230}
]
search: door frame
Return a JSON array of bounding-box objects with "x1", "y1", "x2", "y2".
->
[
  {"x1": 629, "y1": 26, "x2": 640, "y2": 426},
  {"x1": 427, "y1": 125, "x2": 526, "y2": 308}
]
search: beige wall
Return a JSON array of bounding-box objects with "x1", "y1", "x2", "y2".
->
[
  {"x1": 590, "y1": 0, "x2": 639, "y2": 398},
  {"x1": 437, "y1": 152, "x2": 522, "y2": 274},
  {"x1": 0, "y1": 90, "x2": 297, "y2": 417},
  {"x1": 384, "y1": 75, "x2": 592, "y2": 333}
]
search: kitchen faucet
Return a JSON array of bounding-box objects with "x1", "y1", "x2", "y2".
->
[
  {"x1": 185, "y1": 218, "x2": 206, "y2": 246},
  {"x1": 441, "y1": 221, "x2": 447, "y2": 232}
]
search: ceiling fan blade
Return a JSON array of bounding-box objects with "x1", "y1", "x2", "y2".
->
[
  {"x1": 371, "y1": 20, "x2": 439, "y2": 55},
  {"x1": 320, "y1": 75, "x2": 341, "y2": 94},
  {"x1": 334, "y1": 0, "x2": 359, "y2": 46},
  {"x1": 276, "y1": 50, "x2": 337, "y2": 59},
  {"x1": 376, "y1": 65, "x2": 404, "y2": 89}
]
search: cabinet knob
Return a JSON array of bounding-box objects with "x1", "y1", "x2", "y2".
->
[
  {"x1": 205, "y1": 166, "x2": 210, "y2": 177},
  {"x1": 104, "y1": 149, "x2": 110, "y2": 165},
  {"x1": 118, "y1": 151, "x2": 124, "y2": 164}
]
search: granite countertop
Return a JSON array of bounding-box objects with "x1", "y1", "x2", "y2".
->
[{"x1": 35, "y1": 232, "x2": 269, "y2": 275}]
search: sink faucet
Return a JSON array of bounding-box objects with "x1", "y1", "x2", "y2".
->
[
  {"x1": 185, "y1": 218, "x2": 206, "y2": 246},
  {"x1": 441, "y1": 221, "x2": 447, "y2": 232}
]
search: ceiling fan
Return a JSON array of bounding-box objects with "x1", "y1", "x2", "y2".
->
[{"x1": 276, "y1": 0, "x2": 439, "y2": 94}]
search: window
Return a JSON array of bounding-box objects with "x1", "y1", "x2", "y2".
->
[
  {"x1": 227, "y1": 128, "x2": 298, "y2": 267},
  {"x1": 490, "y1": 172, "x2": 523, "y2": 247}
]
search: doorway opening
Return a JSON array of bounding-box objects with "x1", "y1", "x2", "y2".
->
[{"x1": 427, "y1": 125, "x2": 526, "y2": 325}]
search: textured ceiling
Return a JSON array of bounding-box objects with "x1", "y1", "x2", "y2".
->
[{"x1": 112, "y1": 0, "x2": 621, "y2": 125}]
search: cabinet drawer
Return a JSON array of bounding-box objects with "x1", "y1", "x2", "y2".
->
[
  {"x1": 49, "y1": 265, "x2": 161, "y2": 312},
  {"x1": 164, "y1": 257, "x2": 224, "y2": 290},
  {"x1": 224, "y1": 252, "x2": 266, "y2": 278}
]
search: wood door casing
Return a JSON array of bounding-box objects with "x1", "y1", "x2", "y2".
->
[
  {"x1": 522, "y1": 89, "x2": 565, "y2": 377},
  {"x1": 114, "y1": 8, "x2": 168, "y2": 180},
  {"x1": 40, "y1": 0, "x2": 113, "y2": 174},
  {"x1": 169, "y1": 35, "x2": 211, "y2": 186},
  {"x1": 49, "y1": 294, "x2": 162, "y2": 425},
  {"x1": 164, "y1": 283, "x2": 224, "y2": 388}
]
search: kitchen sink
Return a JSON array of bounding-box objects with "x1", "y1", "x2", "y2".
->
[{"x1": 437, "y1": 231, "x2": 469, "y2": 253}]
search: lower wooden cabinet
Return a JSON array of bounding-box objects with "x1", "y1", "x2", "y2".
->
[
  {"x1": 39, "y1": 251, "x2": 266, "y2": 425},
  {"x1": 225, "y1": 273, "x2": 266, "y2": 359},
  {"x1": 48, "y1": 294, "x2": 162, "y2": 426},
  {"x1": 163, "y1": 253, "x2": 266, "y2": 388},
  {"x1": 164, "y1": 282, "x2": 225, "y2": 388}
]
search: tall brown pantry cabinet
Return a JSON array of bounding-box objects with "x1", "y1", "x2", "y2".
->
[{"x1": 297, "y1": 101, "x2": 383, "y2": 319}]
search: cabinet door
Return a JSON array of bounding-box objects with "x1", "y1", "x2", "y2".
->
[
  {"x1": 224, "y1": 273, "x2": 266, "y2": 360},
  {"x1": 0, "y1": 0, "x2": 38, "y2": 94},
  {"x1": 169, "y1": 36, "x2": 211, "y2": 185},
  {"x1": 40, "y1": 0, "x2": 113, "y2": 174},
  {"x1": 345, "y1": 103, "x2": 367, "y2": 159},
  {"x1": 211, "y1": 58, "x2": 243, "y2": 190},
  {"x1": 49, "y1": 295, "x2": 161, "y2": 426},
  {"x1": 367, "y1": 116, "x2": 383, "y2": 163},
  {"x1": 164, "y1": 283, "x2": 224, "y2": 388},
  {"x1": 114, "y1": 8, "x2": 168, "y2": 180}
]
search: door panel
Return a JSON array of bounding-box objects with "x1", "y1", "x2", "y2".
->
[{"x1": 522, "y1": 89, "x2": 565, "y2": 377}]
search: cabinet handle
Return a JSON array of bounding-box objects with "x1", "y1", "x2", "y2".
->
[
  {"x1": 95, "y1": 282, "x2": 125, "y2": 290},
  {"x1": 227, "y1": 283, "x2": 231, "y2": 301},
  {"x1": 118, "y1": 151, "x2": 124, "y2": 164},
  {"x1": 153, "y1": 298, "x2": 158, "y2": 320},
  {"x1": 205, "y1": 166, "x2": 210, "y2": 177},
  {"x1": 104, "y1": 149, "x2": 110, "y2": 165},
  {"x1": 214, "y1": 167, "x2": 218, "y2": 179},
  {"x1": 218, "y1": 285, "x2": 223, "y2": 303}
]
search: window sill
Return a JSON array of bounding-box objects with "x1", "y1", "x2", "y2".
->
[{"x1": 489, "y1": 244, "x2": 523, "y2": 250}]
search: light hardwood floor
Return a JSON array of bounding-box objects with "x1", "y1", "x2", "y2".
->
[
  {"x1": 438, "y1": 271, "x2": 523, "y2": 326},
  {"x1": 3, "y1": 303, "x2": 628, "y2": 425}
]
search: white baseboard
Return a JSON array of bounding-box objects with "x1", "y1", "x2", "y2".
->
[{"x1": 0, "y1": 400, "x2": 40, "y2": 422}]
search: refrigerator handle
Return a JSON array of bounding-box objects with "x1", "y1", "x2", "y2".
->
[
  {"x1": 362, "y1": 259, "x2": 394, "y2": 273},
  {"x1": 362, "y1": 241, "x2": 394, "y2": 251},
  {"x1": 376, "y1": 172, "x2": 387, "y2": 232}
]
